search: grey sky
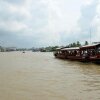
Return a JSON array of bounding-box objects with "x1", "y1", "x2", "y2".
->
[{"x1": 0, "y1": 0, "x2": 100, "y2": 47}]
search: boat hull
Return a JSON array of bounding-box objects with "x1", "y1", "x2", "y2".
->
[
  {"x1": 54, "y1": 54, "x2": 100, "y2": 63},
  {"x1": 54, "y1": 54, "x2": 67, "y2": 59}
]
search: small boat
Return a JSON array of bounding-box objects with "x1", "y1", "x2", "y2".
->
[
  {"x1": 22, "y1": 51, "x2": 25, "y2": 53},
  {"x1": 54, "y1": 43, "x2": 100, "y2": 63}
]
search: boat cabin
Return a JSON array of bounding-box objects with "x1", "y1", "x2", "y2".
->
[
  {"x1": 54, "y1": 47, "x2": 68, "y2": 59},
  {"x1": 80, "y1": 43, "x2": 100, "y2": 61},
  {"x1": 61, "y1": 47, "x2": 80, "y2": 56}
]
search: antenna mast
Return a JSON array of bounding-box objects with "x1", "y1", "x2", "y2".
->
[{"x1": 90, "y1": 28, "x2": 92, "y2": 44}]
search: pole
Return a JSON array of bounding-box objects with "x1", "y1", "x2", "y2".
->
[{"x1": 90, "y1": 29, "x2": 91, "y2": 45}]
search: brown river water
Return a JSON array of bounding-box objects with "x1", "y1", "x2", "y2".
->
[{"x1": 0, "y1": 51, "x2": 100, "y2": 100}]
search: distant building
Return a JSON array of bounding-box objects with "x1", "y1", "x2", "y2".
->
[
  {"x1": 0, "y1": 46, "x2": 2, "y2": 52},
  {"x1": 5, "y1": 47, "x2": 17, "y2": 52},
  {"x1": 40, "y1": 48, "x2": 46, "y2": 52},
  {"x1": 0, "y1": 46, "x2": 5, "y2": 52},
  {"x1": 92, "y1": 42, "x2": 100, "y2": 44},
  {"x1": 0, "y1": 46, "x2": 18, "y2": 52},
  {"x1": 31, "y1": 47, "x2": 40, "y2": 52}
]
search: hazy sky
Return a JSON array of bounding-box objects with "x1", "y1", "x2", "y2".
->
[{"x1": 0, "y1": 0, "x2": 100, "y2": 47}]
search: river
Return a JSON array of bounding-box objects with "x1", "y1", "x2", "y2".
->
[{"x1": 0, "y1": 52, "x2": 100, "y2": 100}]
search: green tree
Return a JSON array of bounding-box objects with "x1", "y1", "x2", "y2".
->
[
  {"x1": 76, "y1": 41, "x2": 81, "y2": 47},
  {"x1": 72, "y1": 42, "x2": 77, "y2": 47},
  {"x1": 85, "y1": 41, "x2": 89, "y2": 45},
  {"x1": 69, "y1": 43, "x2": 73, "y2": 47}
]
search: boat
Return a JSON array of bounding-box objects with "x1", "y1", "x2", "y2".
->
[
  {"x1": 54, "y1": 47, "x2": 67, "y2": 59},
  {"x1": 54, "y1": 43, "x2": 100, "y2": 63},
  {"x1": 80, "y1": 43, "x2": 100, "y2": 63},
  {"x1": 22, "y1": 51, "x2": 25, "y2": 53}
]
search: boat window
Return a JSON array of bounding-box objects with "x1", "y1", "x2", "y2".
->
[
  {"x1": 85, "y1": 50, "x2": 88, "y2": 53},
  {"x1": 97, "y1": 47, "x2": 100, "y2": 53}
]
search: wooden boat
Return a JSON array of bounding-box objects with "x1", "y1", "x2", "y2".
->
[
  {"x1": 80, "y1": 43, "x2": 100, "y2": 63},
  {"x1": 54, "y1": 43, "x2": 100, "y2": 63},
  {"x1": 54, "y1": 48, "x2": 67, "y2": 59},
  {"x1": 61, "y1": 47, "x2": 82, "y2": 61}
]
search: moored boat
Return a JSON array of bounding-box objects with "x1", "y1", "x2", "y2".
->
[
  {"x1": 80, "y1": 43, "x2": 100, "y2": 63},
  {"x1": 54, "y1": 47, "x2": 67, "y2": 59},
  {"x1": 54, "y1": 43, "x2": 100, "y2": 63}
]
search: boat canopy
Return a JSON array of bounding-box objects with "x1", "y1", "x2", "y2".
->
[
  {"x1": 56, "y1": 48, "x2": 61, "y2": 50},
  {"x1": 55, "y1": 43, "x2": 100, "y2": 51},
  {"x1": 80, "y1": 43, "x2": 100, "y2": 50},
  {"x1": 61, "y1": 47, "x2": 79, "y2": 51}
]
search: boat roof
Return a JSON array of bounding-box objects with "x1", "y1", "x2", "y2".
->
[
  {"x1": 56, "y1": 48, "x2": 61, "y2": 50},
  {"x1": 61, "y1": 47, "x2": 79, "y2": 51},
  {"x1": 80, "y1": 43, "x2": 100, "y2": 49},
  {"x1": 56, "y1": 43, "x2": 100, "y2": 51},
  {"x1": 56, "y1": 46, "x2": 68, "y2": 50}
]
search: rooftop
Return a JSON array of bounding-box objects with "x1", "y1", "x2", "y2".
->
[
  {"x1": 61, "y1": 47, "x2": 79, "y2": 51},
  {"x1": 80, "y1": 43, "x2": 100, "y2": 49}
]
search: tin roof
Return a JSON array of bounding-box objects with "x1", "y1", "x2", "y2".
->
[
  {"x1": 80, "y1": 43, "x2": 100, "y2": 49},
  {"x1": 61, "y1": 47, "x2": 79, "y2": 51},
  {"x1": 56, "y1": 48, "x2": 61, "y2": 50}
]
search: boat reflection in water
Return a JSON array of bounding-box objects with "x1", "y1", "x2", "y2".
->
[{"x1": 54, "y1": 43, "x2": 100, "y2": 63}]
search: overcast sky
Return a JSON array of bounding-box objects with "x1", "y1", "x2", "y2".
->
[{"x1": 0, "y1": 0, "x2": 100, "y2": 47}]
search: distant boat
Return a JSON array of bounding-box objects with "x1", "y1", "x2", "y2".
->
[{"x1": 23, "y1": 51, "x2": 25, "y2": 53}]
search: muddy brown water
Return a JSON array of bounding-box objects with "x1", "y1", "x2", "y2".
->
[{"x1": 0, "y1": 52, "x2": 100, "y2": 100}]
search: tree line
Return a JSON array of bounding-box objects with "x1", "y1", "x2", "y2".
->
[
  {"x1": 40, "y1": 41, "x2": 89, "y2": 52},
  {"x1": 68, "y1": 41, "x2": 89, "y2": 47}
]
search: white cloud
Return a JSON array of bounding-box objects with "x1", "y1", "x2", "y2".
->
[
  {"x1": 91, "y1": 0, "x2": 100, "y2": 42},
  {"x1": 0, "y1": 0, "x2": 99, "y2": 47},
  {"x1": 0, "y1": 20, "x2": 28, "y2": 32}
]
